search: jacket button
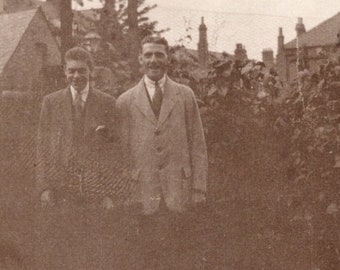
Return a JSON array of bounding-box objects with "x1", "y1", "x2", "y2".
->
[
  {"x1": 156, "y1": 146, "x2": 162, "y2": 152},
  {"x1": 154, "y1": 130, "x2": 160, "y2": 135}
]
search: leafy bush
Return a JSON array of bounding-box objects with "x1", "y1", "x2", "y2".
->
[{"x1": 169, "y1": 46, "x2": 339, "y2": 269}]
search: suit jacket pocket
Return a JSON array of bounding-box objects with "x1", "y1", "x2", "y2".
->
[{"x1": 182, "y1": 167, "x2": 192, "y2": 179}]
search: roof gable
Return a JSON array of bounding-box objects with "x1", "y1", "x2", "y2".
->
[
  {"x1": 31, "y1": 0, "x2": 60, "y2": 27},
  {"x1": 285, "y1": 12, "x2": 340, "y2": 49},
  {"x1": 0, "y1": 9, "x2": 37, "y2": 74}
]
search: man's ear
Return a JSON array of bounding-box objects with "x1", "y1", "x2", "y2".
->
[{"x1": 138, "y1": 54, "x2": 143, "y2": 66}]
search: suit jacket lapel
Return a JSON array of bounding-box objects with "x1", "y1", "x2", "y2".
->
[
  {"x1": 157, "y1": 77, "x2": 178, "y2": 127},
  {"x1": 134, "y1": 79, "x2": 157, "y2": 125}
]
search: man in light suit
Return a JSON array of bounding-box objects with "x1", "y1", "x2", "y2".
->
[{"x1": 117, "y1": 36, "x2": 208, "y2": 268}]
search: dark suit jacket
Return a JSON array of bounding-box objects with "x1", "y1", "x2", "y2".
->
[{"x1": 36, "y1": 87, "x2": 117, "y2": 198}]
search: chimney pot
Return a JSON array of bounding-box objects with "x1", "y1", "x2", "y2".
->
[
  {"x1": 279, "y1": 27, "x2": 283, "y2": 36},
  {"x1": 295, "y1": 17, "x2": 306, "y2": 36}
]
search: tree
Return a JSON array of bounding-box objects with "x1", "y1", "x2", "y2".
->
[
  {"x1": 76, "y1": 0, "x2": 168, "y2": 78},
  {"x1": 60, "y1": 0, "x2": 74, "y2": 59},
  {"x1": 118, "y1": 0, "x2": 169, "y2": 39},
  {"x1": 78, "y1": 0, "x2": 168, "y2": 40},
  {"x1": 127, "y1": 0, "x2": 139, "y2": 78},
  {"x1": 97, "y1": 0, "x2": 125, "y2": 56}
]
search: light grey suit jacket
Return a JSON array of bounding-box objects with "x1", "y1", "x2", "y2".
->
[{"x1": 117, "y1": 76, "x2": 208, "y2": 214}]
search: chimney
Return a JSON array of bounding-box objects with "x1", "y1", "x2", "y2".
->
[
  {"x1": 234, "y1": 43, "x2": 248, "y2": 63},
  {"x1": 295, "y1": 17, "x2": 306, "y2": 36},
  {"x1": 277, "y1": 27, "x2": 284, "y2": 53},
  {"x1": 198, "y1": 16, "x2": 209, "y2": 68},
  {"x1": 262, "y1": 48, "x2": 274, "y2": 69}
]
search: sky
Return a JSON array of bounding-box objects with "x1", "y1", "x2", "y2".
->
[{"x1": 73, "y1": 0, "x2": 340, "y2": 60}]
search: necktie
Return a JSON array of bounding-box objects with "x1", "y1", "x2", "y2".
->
[
  {"x1": 73, "y1": 92, "x2": 83, "y2": 120},
  {"x1": 73, "y1": 92, "x2": 84, "y2": 151},
  {"x1": 152, "y1": 81, "x2": 163, "y2": 118}
]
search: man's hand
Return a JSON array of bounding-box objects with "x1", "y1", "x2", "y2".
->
[
  {"x1": 192, "y1": 192, "x2": 206, "y2": 205},
  {"x1": 102, "y1": 196, "x2": 114, "y2": 210},
  {"x1": 95, "y1": 125, "x2": 109, "y2": 137},
  {"x1": 40, "y1": 190, "x2": 54, "y2": 207}
]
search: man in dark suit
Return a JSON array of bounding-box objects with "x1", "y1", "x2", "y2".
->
[
  {"x1": 36, "y1": 46, "x2": 116, "y2": 209},
  {"x1": 35, "y1": 47, "x2": 120, "y2": 269},
  {"x1": 117, "y1": 36, "x2": 208, "y2": 268}
]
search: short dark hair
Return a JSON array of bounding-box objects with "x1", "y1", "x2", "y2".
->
[
  {"x1": 140, "y1": 36, "x2": 169, "y2": 53},
  {"x1": 64, "y1": 46, "x2": 94, "y2": 71}
]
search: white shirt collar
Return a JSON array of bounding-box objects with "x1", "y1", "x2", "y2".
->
[
  {"x1": 144, "y1": 75, "x2": 166, "y2": 90},
  {"x1": 70, "y1": 83, "x2": 89, "y2": 103}
]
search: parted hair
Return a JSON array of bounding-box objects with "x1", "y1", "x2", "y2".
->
[
  {"x1": 64, "y1": 46, "x2": 94, "y2": 71},
  {"x1": 140, "y1": 36, "x2": 169, "y2": 53}
]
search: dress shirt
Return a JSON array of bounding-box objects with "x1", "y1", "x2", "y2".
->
[
  {"x1": 144, "y1": 75, "x2": 166, "y2": 99},
  {"x1": 70, "y1": 83, "x2": 90, "y2": 106}
]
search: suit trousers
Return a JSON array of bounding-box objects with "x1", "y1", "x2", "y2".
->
[
  {"x1": 34, "y1": 195, "x2": 139, "y2": 270},
  {"x1": 135, "y1": 198, "x2": 202, "y2": 270}
]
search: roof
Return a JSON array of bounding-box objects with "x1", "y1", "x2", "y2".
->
[
  {"x1": 31, "y1": 0, "x2": 60, "y2": 27},
  {"x1": 0, "y1": 9, "x2": 37, "y2": 74},
  {"x1": 186, "y1": 48, "x2": 234, "y2": 61},
  {"x1": 285, "y1": 12, "x2": 340, "y2": 49}
]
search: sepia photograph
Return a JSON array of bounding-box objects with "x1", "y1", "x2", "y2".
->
[{"x1": 0, "y1": 0, "x2": 339, "y2": 269}]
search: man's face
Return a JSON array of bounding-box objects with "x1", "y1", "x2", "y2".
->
[
  {"x1": 139, "y1": 43, "x2": 168, "y2": 81},
  {"x1": 64, "y1": 60, "x2": 91, "y2": 92}
]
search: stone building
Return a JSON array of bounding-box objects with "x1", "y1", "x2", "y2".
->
[
  {"x1": 276, "y1": 13, "x2": 340, "y2": 81},
  {"x1": 0, "y1": 7, "x2": 61, "y2": 93}
]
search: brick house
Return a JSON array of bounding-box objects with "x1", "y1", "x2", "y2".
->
[
  {"x1": 0, "y1": 7, "x2": 61, "y2": 93},
  {"x1": 0, "y1": 7, "x2": 62, "y2": 144},
  {"x1": 276, "y1": 13, "x2": 340, "y2": 81}
]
